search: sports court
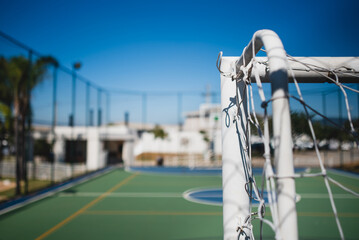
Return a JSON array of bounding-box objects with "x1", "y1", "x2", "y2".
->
[
  {"x1": 1, "y1": 2, "x2": 359, "y2": 240},
  {"x1": 0, "y1": 167, "x2": 358, "y2": 240}
]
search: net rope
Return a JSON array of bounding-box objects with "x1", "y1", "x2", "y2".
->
[{"x1": 218, "y1": 41, "x2": 359, "y2": 239}]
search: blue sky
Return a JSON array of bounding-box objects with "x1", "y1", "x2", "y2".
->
[{"x1": 1, "y1": 0, "x2": 359, "y2": 124}]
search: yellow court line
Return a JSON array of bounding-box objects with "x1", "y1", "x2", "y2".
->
[
  {"x1": 35, "y1": 173, "x2": 138, "y2": 240},
  {"x1": 83, "y1": 210, "x2": 222, "y2": 216}
]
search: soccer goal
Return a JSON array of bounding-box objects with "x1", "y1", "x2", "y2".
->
[{"x1": 218, "y1": 29, "x2": 359, "y2": 240}]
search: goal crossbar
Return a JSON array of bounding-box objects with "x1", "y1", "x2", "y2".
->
[{"x1": 218, "y1": 56, "x2": 359, "y2": 83}]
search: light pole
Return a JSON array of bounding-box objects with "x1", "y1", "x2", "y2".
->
[
  {"x1": 106, "y1": 92, "x2": 110, "y2": 125},
  {"x1": 177, "y1": 92, "x2": 182, "y2": 131},
  {"x1": 51, "y1": 62, "x2": 59, "y2": 184},
  {"x1": 70, "y1": 62, "x2": 81, "y2": 127},
  {"x1": 142, "y1": 93, "x2": 147, "y2": 131},
  {"x1": 85, "y1": 82, "x2": 90, "y2": 127},
  {"x1": 70, "y1": 62, "x2": 81, "y2": 178},
  {"x1": 97, "y1": 88, "x2": 102, "y2": 126}
]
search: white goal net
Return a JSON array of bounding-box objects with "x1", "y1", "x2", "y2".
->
[{"x1": 218, "y1": 29, "x2": 359, "y2": 240}]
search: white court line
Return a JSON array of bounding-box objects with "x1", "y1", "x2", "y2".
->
[
  {"x1": 58, "y1": 192, "x2": 183, "y2": 198},
  {"x1": 57, "y1": 191, "x2": 358, "y2": 200},
  {"x1": 328, "y1": 169, "x2": 359, "y2": 180},
  {"x1": 299, "y1": 193, "x2": 358, "y2": 199}
]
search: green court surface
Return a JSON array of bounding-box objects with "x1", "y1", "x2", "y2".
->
[{"x1": 0, "y1": 168, "x2": 358, "y2": 240}]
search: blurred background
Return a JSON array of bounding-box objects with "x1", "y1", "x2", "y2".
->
[{"x1": 0, "y1": 0, "x2": 358, "y2": 202}]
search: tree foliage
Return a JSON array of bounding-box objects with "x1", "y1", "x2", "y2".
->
[
  {"x1": 290, "y1": 111, "x2": 357, "y2": 141},
  {"x1": 0, "y1": 55, "x2": 57, "y2": 132},
  {"x1": 199, "y1": 130, "x2": 210, "y2": 143},
  {"x1": 150, "y1": 125, "x2": 168, "y2": 140},
  {"x1": 250, "y1": 111, "x2": 358, "y2": 142},
  {"x1": 0, "y1": 54, "x2": 57, "y2": 194}
]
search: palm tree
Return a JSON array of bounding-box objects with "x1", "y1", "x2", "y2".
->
[
  {"x1": 0, "y1": 55, "x2": 57, "y2": 195},
  {"x1": 0, "y1": 57, "x2": 12, "y2": 132}
]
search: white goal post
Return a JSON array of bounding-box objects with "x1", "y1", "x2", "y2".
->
[{"x1": 219, "y1": 29, "x2": 359, "y2": 240}]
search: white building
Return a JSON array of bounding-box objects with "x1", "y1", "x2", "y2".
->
[
  {"x1": 133, "y1": 103, "x2": 222, "y2": 162},
  {"x1": 33, "y1": 125, "x2": 136, "y2": 171},
  {"x1": 32, "y1": 103, "x2": 222, "y2": 169}
]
